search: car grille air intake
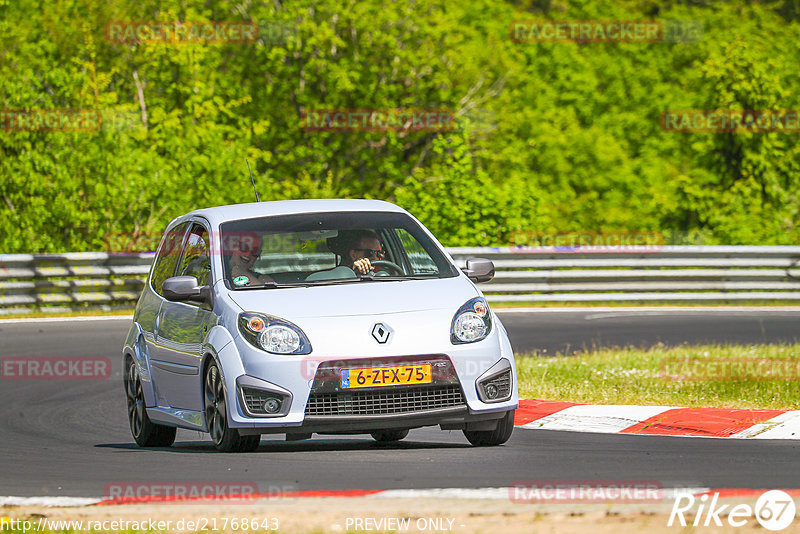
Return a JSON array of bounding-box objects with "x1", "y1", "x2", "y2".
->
[
  {"x1": 241, "y1": 387, "x2": 283, "y2": 415},
  {"x1": 305, "y1": 385, "x2": 465, "y2": 417},
  {"x1": 486, "y1": 370, "x2": 512, "y2": 399}
]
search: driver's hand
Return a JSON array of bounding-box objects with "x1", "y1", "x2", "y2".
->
[{"x1": 353, "y1": 258, "x2": 373, "y2": 274}]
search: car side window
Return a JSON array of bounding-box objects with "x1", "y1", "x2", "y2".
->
[
  {"x1": 178, "y1": 224, "x2": 211, "y2": 287},
  {"x1": 151, "y1": 222, "x2": 190, "y2": 296}
]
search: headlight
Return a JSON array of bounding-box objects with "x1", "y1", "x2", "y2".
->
[
  {"x1": 238, "y1": 312, "x2": 312, "y2": 355},
  {"x1": 451, "y1": 297, "x2": 492, "y2": 344}
]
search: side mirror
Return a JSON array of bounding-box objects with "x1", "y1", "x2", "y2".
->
[
  {"x1": 461, "y1": 258, "x2": 495, "y2": 283},
  {"x1": 162, "y1": 276, "x2": 212, "y2": 304}
]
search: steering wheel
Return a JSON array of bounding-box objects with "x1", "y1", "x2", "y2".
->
[{"x1": 367, "y1": 260, "x2": 404, "y2": 276}]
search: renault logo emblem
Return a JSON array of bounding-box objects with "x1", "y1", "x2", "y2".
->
[{"x1": 371, "y1": 323, "x2": 392, "y2": 344}]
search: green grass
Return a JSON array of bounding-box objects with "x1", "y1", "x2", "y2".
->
[
  {"x1": 516, "y1": 343, "x2": 800, "y2": 410},
  {"x1": 0, "y1": 309, "x2": 134, "y2": 319}
]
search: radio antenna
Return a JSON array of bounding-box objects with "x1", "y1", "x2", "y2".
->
[{"x1": 246, "y1": 159, "x2": 260, "y2": 202}]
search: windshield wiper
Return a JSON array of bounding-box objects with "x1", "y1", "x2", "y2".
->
[
  {"x1": 357, "y1": 275, "x2": 438, "y2": 281},
  {"x1": 295, "y1": 279, "x2": 364, "y2": 286},
  {"x1": 294, "y1": 277, "x2": 410, "y2": 286},
  {"x1": 233, "y1": 282, "x2": 294, "y2": 290},
  {"x1": 234, "y1": 276, "x2": 439, "y2": 289}
]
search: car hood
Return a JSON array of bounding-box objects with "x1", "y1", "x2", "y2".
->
[{"x1": 224, "y1": 275, "x2": 479, "y2": 320}]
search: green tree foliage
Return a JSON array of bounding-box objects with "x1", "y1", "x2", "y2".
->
[
  {"x1": 396, "y1": 123, "x2": 537, "y2": 246},
  {"x1": 675, "y1": 39, "x2": 800, "y2": 243},
  {"x1": 1, "y1": 0, "x2": 799, "y2": 252}
]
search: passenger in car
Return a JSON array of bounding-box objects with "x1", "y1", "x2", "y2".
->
[{"x1": 229, "y1": 236, "x2": 275, "y2": 286}]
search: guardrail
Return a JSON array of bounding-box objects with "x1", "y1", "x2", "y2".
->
[
  {"x1": 2, "y1": 246, "x2": 800, "y2": 313},
  {"x1": 0, "y1": 252, "x2": 154, "y2": 313},
  {"x1": 448, "y1": 246, "x2": 800, "y2": 303}
]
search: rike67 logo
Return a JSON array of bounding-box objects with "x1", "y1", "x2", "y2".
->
[{"x1": 669, "y1": 490, "x2": 796, "y2": 531}]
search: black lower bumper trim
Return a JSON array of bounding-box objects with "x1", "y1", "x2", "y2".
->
[{"x1": 237, "y1": 407, "x2": 508, "y2": 435}]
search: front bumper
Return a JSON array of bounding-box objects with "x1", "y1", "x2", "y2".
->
[
  {"x1": 224, "y1": 358, "x2": 516, "y2": 434},
  {"x1": 219, "y1": 324, "x2": 519, "y2": 432}
]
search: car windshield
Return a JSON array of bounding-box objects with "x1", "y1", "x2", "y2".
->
[{"x1": 219, "y1": 211, "x2": 458, "y2": 289}]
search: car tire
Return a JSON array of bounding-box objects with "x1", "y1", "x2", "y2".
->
[
  {"x1": 463, "y1": 409, "x2": 515, "y2": 446},
  {"x1": 204, "y1": 360, "x2": 260, "y2": 452},
  {"x1": 370, "y1": 429, "x2": 409, "y2": 442},
  {"x1": 125, "y1": 360, "x2": 177, "y2": 447}
]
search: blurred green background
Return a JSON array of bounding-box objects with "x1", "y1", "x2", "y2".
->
[{"x1": 1, "y1": 0, "x2": 799, "y2": 252}]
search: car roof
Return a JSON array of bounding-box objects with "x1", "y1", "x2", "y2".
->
[{"x1": 179, "y1": 199, "x2": 408, "y2": 228}]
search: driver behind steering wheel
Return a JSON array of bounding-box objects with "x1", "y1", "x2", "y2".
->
[{"x1": 342, "y1": 230, "x2": 384, "y2": 275}]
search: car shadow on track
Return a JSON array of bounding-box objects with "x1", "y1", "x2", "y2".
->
[{"x1": 96, "y1": 438, "x2": 472, "y2": 454}]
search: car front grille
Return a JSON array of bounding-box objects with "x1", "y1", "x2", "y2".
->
[{"x1": 304, "y1": 384, "x2": 465, "y2": 417}]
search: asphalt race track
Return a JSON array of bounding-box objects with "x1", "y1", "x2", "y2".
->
[
  {"x1": 0, "y1": 309, "x2": 799, "y2": 497},
  {"x1": 498, "y1": 308, "x2": 800, "y2": 355}
]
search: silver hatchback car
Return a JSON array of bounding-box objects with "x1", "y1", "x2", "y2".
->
[{"x1": 123, "y1": 199, "x2": 518, "y2": 451}]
